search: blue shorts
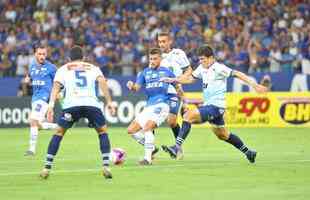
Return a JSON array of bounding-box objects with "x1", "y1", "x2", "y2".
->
[
  {"x1": 168, "y1": 95, "x2": 181, "y2": 115},
  {"x1": 58, "y1": 106, "x2": 106, "y2": 129},
  {"x1": 198, "y1": 105, "x2": 225, "y2": 127}
]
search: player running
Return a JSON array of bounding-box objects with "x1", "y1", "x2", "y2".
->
[
  {"x1": 25, "y1": 45, "x2": 58, "y2": 156},
  {"x1": 157, "y1": 32, "x2": 192, "y2": 158},
  {"x1": 40, "y1": 46, "x2": 116, "y2": 179},
  {"x1": 161, "y1": 45, "x2": 267, "y2": 162},
  {"x1": 127, "y1": 48, "x2": 176, "y2": 165}
]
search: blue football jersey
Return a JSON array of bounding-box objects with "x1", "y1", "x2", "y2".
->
[
  {"x1": 29, "y1": 60, "x2": 57, "y2": 102},
  {"x1": 136, "y1": 67, "x2": 176, "y2": 106}
]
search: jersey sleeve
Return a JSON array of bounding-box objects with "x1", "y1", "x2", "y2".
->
[
  {"x1": 135, "y1": 71, "x2": 145, "y2": 86},
  {"x1": 192, "y1": 65, "x2": 202, "y2": 79},
  {"x1": 175, "y1": 50, "x2": 190, "y2": 69},
  {"x1": 54, "y1": 67, "x2": 65, "y2": 85},
  {"x1": 93, "y1": 66, "x2": 104, "y2": 79},
  {"x1": 50, "y1": 64, "x2": 57, "y2": 79},
  {"x1": 216, "y1": 63, "x2": 233, "y2": 78}
]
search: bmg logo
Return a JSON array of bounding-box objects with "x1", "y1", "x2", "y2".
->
[
  {"x1": 238, "y1": 97, "x2": 270, "y2": 117},
  {"x1": 280, "y1": 102, "x2": 310, "y2": 124}
]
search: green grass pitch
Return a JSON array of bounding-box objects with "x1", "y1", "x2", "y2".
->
[{"x1": 0, "y1": 127, "x2": 309, "y2": 200}]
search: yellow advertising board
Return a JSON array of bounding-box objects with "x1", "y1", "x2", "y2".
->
[{"x1": 184, "y1": 92, "x2": 310, "y2": 128}]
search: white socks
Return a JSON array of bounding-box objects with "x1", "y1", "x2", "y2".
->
[
  {"x1": 131, "y1": 131, "x2": 145, "y2": 146},
  {"x1": 29, "y1": 126, "x2": 39, "y2": 153},
  {"x1": 144, "y1": 131, "x2": 155, "y2": 162},
  {"x1": 41, "y1": 122, "x2": 58, "y2": 130}
]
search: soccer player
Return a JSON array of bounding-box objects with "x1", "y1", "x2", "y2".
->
[
  {"x1": 161, "y1": 45, "x2": 267, "y2": 162},
  {"x1": 25, "y1": 45, "x2": 58, "y2": 156},
  {"x1": 127, "y1": 48, "x2": 176, "y2": 165},
  {"x1": 40, "y1": 46, "x2": 116, "y2": 179},
  {"x1": 157, "y1": 32, "x2": 192, "y2": 158}
]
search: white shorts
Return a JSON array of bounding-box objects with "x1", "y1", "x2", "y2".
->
[
  {"x1": 30, "y1": 100, "x2": 48, "y2": 122},
  {"x1": 136, "y1": 103, "x2": 169, "y2": 128}
]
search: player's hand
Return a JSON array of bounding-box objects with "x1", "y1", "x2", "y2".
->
[
  {"x1": 107, "y1": 102, "x2": 117, "y2": 116},
  {"x1": 24, "y1": 75, "x2": 30, "y2": 83},
  {"x1": 47, "y1": 107, "x2": 54, "y2": 123},
  {"x1": 126, "y1": 81, "x2": 135, "y2": 91},
  {"x1": 254, "y1": 84, "x2": 268, "y2": 93},
  {"x1": 159, "y1": 77, "x2": 177, "y2": 83}
]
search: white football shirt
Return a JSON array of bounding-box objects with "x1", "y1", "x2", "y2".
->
[
  {"x1": 54, "y1": 61, "x2": 104, "y2": 109},
  {"x1": 161, "y1": 48, "x2": 190, "y2": 94},
  {"x1": 192, "y1": 62, "x2": 232, "y2": 108}
]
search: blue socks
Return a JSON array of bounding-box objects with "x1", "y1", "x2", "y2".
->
[
  {"x1": 225, "y1": 133, "x2": 249, "y2": 154},
  {"x1": 45, "y1": 135, "x2": 63, "y2": 169},
  {"x1": 176, "y1": 121, "x2": 192, "y2": 147},
  {"x1": 99, "y1": 133, "x2": 111, "y2": 167},
  {"x1": 171, "y1": 124, "x2": 180, "y2": 139}
]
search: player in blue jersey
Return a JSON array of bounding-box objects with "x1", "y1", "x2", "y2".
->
[
  {"x1": 40, "y1": 46, "x2": 116, "y2": 179},
  {"x1": 25, "y1": 45, "x2": 58, "y2": 156},
  {"x1": 161, "y1": 45, "x2": 267, "y2": 163},
  {"x1": 126, "y1": 48, "x2": 177, "y2": 165}
]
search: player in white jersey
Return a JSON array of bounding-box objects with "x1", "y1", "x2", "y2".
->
[
  {"x1": 161, "y1": 45, "x2": 267, "y2": 163},
  {"x1": 40, "y1": 46, "x2": 116, "y2": 180},
  {"x1": 157, "y1": 32, "x2": 192, "y2": 158}
]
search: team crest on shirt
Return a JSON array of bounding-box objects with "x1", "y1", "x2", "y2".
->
[{"x1": 159, "y1": 71, "x2": 166, "y2": 77}]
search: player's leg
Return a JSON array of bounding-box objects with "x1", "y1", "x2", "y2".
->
[
  {"x1": 40, "y1": 126, "x2": 67, "y2": 179},
  {"x1": 85, "y1": 106, "x2": 112, "y2": 179},
  {"x1": 139, "y1": 120, "x2": 158, "y2": 165},
  {"x1": 211, "y1": 127, "x2": 257, "y2": 163},
  {"x1": 40, "y1": 108, "x2": 77, "y2": 179},
  {"x1": 25, "y1": 100, "x2": 46, "y2": 155},
  {"x1": 96, "y1": 125, "x2": 112, "y2": 179},
  {"x1": 162, "y1": 108, "x2": 202, "y2": 159},
  {"x1": 39, "y1": 121, "x2": 58, "y2": 130},
  {"x1": 127, "y1": 120, "x2": 144, "y2": 146},
  {"x1": 167, "y1": 97, "x2": 181, "y2": 139},
  {"x1": 128, "y1": 107, "x2": 160, "y2": 159}
]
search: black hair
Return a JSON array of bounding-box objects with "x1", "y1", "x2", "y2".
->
[
  {"x1": 33, "y1": 43, "x2": 46, "y2": 52},
  {"x1": 69, "y1": 45, "x2": 84, "y2": 61},
  {"x1": 196, "y1": 45, "x2": 214, "y2": 57}
]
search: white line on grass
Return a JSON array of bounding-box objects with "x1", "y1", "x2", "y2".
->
[{"x1": 0, "y1": 159, "x2": 310, "y2": 177}]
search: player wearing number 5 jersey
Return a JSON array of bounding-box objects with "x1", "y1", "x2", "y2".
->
[
  {"x1": 40, "y1": 46, "x2": 116, "y2": 180},
  {"x1": 127, "y1": 48, "x2": 176, "y2": 165}
]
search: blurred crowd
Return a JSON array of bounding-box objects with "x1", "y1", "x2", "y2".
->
[{"x1": 0, "y1": 0, "x2": 309, "y2": 78}]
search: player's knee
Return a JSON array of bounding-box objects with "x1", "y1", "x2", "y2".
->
[
  {"x1": 216, "y1": 133, "x2": 227, "y2": 140},
  {"x1": 55, "y1": 127, "x2": 66, "y2": 136},
  {"x1": 127, "y1": 126, "x2": 135, "y2": 135},
  {"x1": 214, "y1": 129, "x2": 229, "y2": 140},
  {"x1": 96, "y1": 126, "x2": 107, "y2": 134},
  {"x1": 30, "y1": 119, "x2": 39, "y2": 127},
  {"x1": 183, "y1": 111, "x2": 196, "y2": 123},
  {"x1": 167, "y1": 117, "x2": 177, "y2": 128}
]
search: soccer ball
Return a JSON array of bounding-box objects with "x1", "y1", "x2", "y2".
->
[{"x1": 110, "y1": 148, "x2": 126, "y2": 165}]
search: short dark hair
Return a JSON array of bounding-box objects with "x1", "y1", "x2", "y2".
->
[
  {"x1": 196, "y1": 45, "x2": 214, "y2": 57},
  {"x1": 149, "y1": 48, "x2": 162, "y2": 55},
  {"x1": 157, "y1": 32, "x2": 170, "y2": 38},
  {"x1": 70, "y1": 45, "x2": 84, "y2": 60},
  {"x1": 156, "y1": 32, "x2": 170, "y2": 41},
  {"x1": 33, "y1": 43, "x2": 46, "y2": 52}
]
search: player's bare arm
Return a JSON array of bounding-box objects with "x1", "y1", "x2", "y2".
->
[
  {"x1": 232, "y1": 70, "x2": 268, "y2": 93},
  {"x1": 126, "y1": 81, "x2": 141, "y2": 92},
  {"x1": 47, "y1": 81, "x2": 62, "y2": 122},
  {"x1": 183, "y1": 66, "x2": 193, "y2": 76},
  {"x1": 97, "y1": 76, "x2": 116, "y2": 115},
  {"x1": 161, "y1": 73, "x2": 196, "y2": 85}
]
